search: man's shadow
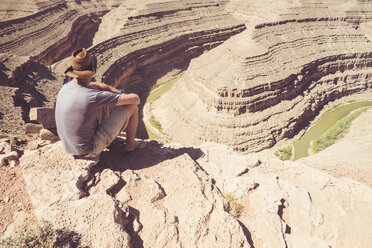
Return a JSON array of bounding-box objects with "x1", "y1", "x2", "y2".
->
[
  {"x1": 83, "y1": 139, "x2": 204, "y2": 198},
  {"x1": 95, "y1": 139, "x2": 203, "y2": 173}
]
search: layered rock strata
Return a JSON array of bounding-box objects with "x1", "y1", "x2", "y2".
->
[
  {"x1": 152, "y1": 0, "x2": 372, "y2": 152},
  {"x1": 226, "y1": 0, "x2": 372, "y2": 28},
  {"x1": 0, "y1": 54, "x2": 63, "y2": 133},
  {"x1": 0, "y1": 2, "x2": 107, "y2": 65},
  {"x1": 0, "y1": 1, "x2": 113, "y2": 134},
  {"x1": 81, "y1": 0, "x2": 246, "y2": 90},
  {"x1": 0, "y1": 0, "x2": 245, "y2": 135},
  {"x1": 0, "y1": 1, "x2": 59, "y2": 21}
]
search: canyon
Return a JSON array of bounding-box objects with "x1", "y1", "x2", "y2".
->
[
  {"x1": 0, "y1": 0, "x2": 372, "y2": 247},
  {"x1": 152, "y1": 0, "x2": 372, "y2": 152}
]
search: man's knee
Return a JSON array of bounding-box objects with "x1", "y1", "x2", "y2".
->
[{"x1": 122, "y1": 104, "x2": 138, "y2": 117}]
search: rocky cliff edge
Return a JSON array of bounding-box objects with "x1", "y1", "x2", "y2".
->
[{"x1": 16, "y1": 138, "x2": 372, "y2": 248}]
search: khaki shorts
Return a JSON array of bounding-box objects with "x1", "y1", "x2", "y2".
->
[{"x1": 83, "y1": 106, "x2": 129, "y2": 159}]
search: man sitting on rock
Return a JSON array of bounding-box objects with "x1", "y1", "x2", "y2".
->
[{"x1": 55, "y1": 48, "x2": 147, "y2": 160}]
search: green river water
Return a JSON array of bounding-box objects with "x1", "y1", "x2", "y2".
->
[
  {"x1": 293, "y1": 100, "x2": 372, "y2": 160},
  {"x1": 144, "y1": 76, "x2": 180, "y2": 140}
]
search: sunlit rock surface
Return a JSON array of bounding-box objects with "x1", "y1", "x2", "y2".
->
[
  {"x1": 1, "y1": 1, "x2": 371, "y2": 247},
  {"x1": 20, "y1": 138, "x2": 372, "y2": 248},
  {"x1": 152, "y1": 0, "x2": 372, "y2": 152},
  {"x1": 0, "y1": 0, "x2": 245, "y2": 135}
]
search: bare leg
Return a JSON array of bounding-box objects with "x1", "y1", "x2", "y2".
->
[{"x1": 122, "y1": 104, "x2": 140, "y2": 151}]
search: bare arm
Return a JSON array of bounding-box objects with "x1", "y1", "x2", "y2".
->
[
  {"x1": 116, "y1": 93, "x2": 140, "y2": 106},
  {"x1": 89, "y1": 82, "x2": 120, "y2": 94},
  {"x1": 88, "y1": 81, "x2": 139, "y2": 105}
]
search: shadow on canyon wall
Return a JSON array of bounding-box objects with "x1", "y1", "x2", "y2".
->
[
  {"x1": 126, "y1": 60, "x2": 191, "y2": 139},
  {"x1": 12, "y1": 61, "x2": 57, "y2": 123}
]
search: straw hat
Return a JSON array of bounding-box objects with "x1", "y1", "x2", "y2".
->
[{"x1": 64, "y1": 48, "x2": 96, "y2": 79}]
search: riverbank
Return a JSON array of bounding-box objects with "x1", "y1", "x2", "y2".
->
[
  {"x1": 310, "y1": 106, "x2": 371, "y2": 154},
  {"x1": 272, "y1": 92, "x2": 372, "y2": 161},
  {"x1": 299, "y1": 107, "x2": 372, "y2": 187},
  {"x1": 143, "y1": 71, "x2": 184, "y2": 140},
  {"x1": 293, "y1": 100, "x2": 372, "y2": 160}
]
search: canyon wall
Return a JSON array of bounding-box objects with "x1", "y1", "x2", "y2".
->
[
  {"x1": 1, "y1": 1, "x2": 372, "y2": 247},
  {"x1": 0, "y1": 0, "x2": 114, "y2": 134},
  {"x1": 0, "y1": 0, "x2": 245, "y2": 134},
  {"x1": 81, "y1": 0, "x2": 245, "y2": 91},
  {"x1": 152, "y1": 0, "x2": 372, "y2": 152}
]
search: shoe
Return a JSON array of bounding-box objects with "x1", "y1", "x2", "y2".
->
[{"x1": 125, "y1": 141, "x2": 148, "y2": 153}]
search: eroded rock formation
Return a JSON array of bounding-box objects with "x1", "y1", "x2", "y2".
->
[
  {"x1": 197, "y1": 142, "x2": 372, "y2": 248},
  {"x1": 82, "y1": 0, "x2": 246, "y2": 90},
  {"x1": 0, "y1": 1, "x2": 111, "y2": 134},
  {"x1": 152, "y1": 0, "x2": 372, "y2": 152},
  {"x1": 18, "y1": 138, "x2": 372, "y2": 248},
  {"x1": 0, "y1": 0, "x2": 245, "y2": 135},
  {"x1": 0, "y1": 54, "x2": 63, "y2": 133},
  {"x1": 1, "y1": 1, "x2": 372, "y2": 247},
  {"x1": 20, "y1": 141, "x2": 250, "y2": 247}
]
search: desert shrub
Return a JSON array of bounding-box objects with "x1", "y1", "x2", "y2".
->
[
  {"x1": 149, "y1": 115, "x2": 163, "y2": 133},
  {"x1": 0, "y1": 221, "x2": 81, "y2": 248},
  {"x1": 311, "y1": 107, "x2": 370, "y2": 154},
  {"x1": 224, "y1": 193, "x2": 243, "y2": 218},
  {"x1": 274, "y1": 145, "x2": 292, "y2": 161}
]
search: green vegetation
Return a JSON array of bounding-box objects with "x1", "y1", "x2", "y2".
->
[
  {"x1": 293, "y1": 100, "x2": 372, "y2": 160},
  {"x1": 311, "y1": 107, "x2": 370, "y2": 154},
  {"x1": 0, "y1": 221, "x2": 81, "y2": 248},
  {"x1": 144, "y1": 73, "x2": 184, "y2": 140},
  {"x1": 274, "y1": 145, "x2": 292, "y2": 161},
  {"x1": 149, "y1": 82, "x2": 162, "y2": 91},
  {"x1": 146, "y1": 123, "x2": 163, "y2": 140},
  {"x1": 149, "y1": 115, "x2": 163, "y2": 133},
  {"x1": 146, "y1": 74, "x2": 183, "y2": 102},
  {"x1": 224, "y1": 193, "x2": 243, "y2": 218}
]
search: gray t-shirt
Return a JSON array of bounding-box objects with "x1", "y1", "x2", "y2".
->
[{"x1": 55, "y1": 81, "x2": 120, "y2": 155}]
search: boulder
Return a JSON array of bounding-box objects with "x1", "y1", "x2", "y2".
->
[
  {"x1": 0, "y1": 151, "x2": 19, "y2": 167},
  {"x1": 39, "y1": 128, "x2": 59, "y2": 142},
  {"x1": 90, "y1": 169, "x2": 121, "y2": 195},
  {"x1": 0, "y1": 139, "x2": 12, "y2": 154},
  {"x1": 29, "y1": 107, "x2": 56, "y2": 129},
  {"x1": 25, "y1": 123, "x2": 43, "y2": 135},
  {"x1": 20, "y1": 142, "x2": 130, "y2": 248}
]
